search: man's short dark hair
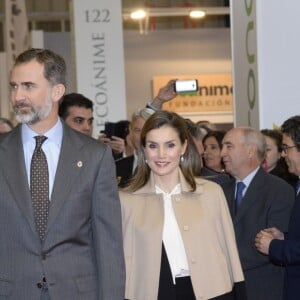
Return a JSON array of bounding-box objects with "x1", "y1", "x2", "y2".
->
[
  {"x1": 14, "y1": 48, "x2": 66, "y2": 87},
  {"x1": 59, "y1": 93, "x2": 94, "y2": 120},
  {"x1": 281, "y1": 115, "x2": 300, "y2": 151}
]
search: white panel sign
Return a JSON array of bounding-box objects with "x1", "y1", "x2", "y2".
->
[
  {"x1": 71, "y1": 0, "x2": 127, "y2": 137},
  {"x1": 230, "y1": 0, "x2": 260, "y2": 128}
]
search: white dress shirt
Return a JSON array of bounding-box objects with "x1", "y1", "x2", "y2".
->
[
  {"x1": 155, "y1": 184, "x2": 190, "y2": 284},
  {"x1": 235, "y1": 166, "x2": 260, "y2": 197}
]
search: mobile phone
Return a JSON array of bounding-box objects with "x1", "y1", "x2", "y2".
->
[
  {"x1": 103, "y1": 122, "x2": 116, "y2": 138},
  {"x1": 174, "y1": 79, "x2": 198, "y2": 93}
]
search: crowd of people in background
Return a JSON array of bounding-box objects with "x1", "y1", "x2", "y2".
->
[{"x1": 1, "y1": 48, "x2": 300, "y2": 300}]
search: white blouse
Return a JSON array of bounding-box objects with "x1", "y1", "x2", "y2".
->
[{"x1": 155, "y1": 184, "x2": 190, "y2": 284}]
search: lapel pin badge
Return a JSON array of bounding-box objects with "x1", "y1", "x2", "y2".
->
[{"x1": 77, "y1": 161, "x2": 83, "y2": 168}]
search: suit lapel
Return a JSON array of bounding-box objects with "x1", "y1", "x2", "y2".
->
[
  {"x1": 0, "y1": 126, "x2": 37, "y2": 235},
  {"x1": 221, "y1": 179, "x2": 236, "y2": 219},
  {"x1": 46, "y1": 126, "x2": 85, "y2": 230}
]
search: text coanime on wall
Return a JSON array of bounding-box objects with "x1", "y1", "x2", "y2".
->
[{"x1": 71, "y1": 0, "x2": 127, "y2": 137}]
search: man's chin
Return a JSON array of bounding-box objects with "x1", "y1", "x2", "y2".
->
[{"x1": 15, "y1": 113, "x2": 39, "y2": 125}]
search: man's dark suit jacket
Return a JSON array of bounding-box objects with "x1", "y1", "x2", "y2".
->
[
  {"x1": 269, "y1": 189, "x2": 300, "y2": 300},
  {"x1": 115, "y1": 155, "x2": 134, "y2": 187},
  {"x1": 0, "y1": 123, "x2": 125, "y2": 299},
  {"x1": 221, "y1": 167, "x2": 294, "y2": 300}
]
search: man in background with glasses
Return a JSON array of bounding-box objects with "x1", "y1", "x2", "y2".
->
[{"x1": 256, "y1": 115, "x2": 300, "y2": 300}]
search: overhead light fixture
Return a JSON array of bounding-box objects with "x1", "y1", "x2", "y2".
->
[
  {"x1": 130, "y1": 9, "x2": 147, "y2": 20},
  {"x1": 122, "y1": 7, "x2": 229, "y2": 19},
  {"x1": 189, "y1": 10, "x2": 206, "y2": 18}
]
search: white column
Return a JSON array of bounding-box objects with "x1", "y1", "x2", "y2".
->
[
  {"x1": 230, "y1": 0, "x2": 259, "y2": 128},
  {"x1": 230, "y1": 0, "x2": 300, "y2": 129},
  {"x1": 71, "y1": 0, "x2": 127, "y2": 137}
]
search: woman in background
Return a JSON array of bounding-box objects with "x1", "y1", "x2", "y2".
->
[
  {"x1": 261, "y1": 129, "x2": 298, "y2": 188},
  {"x1": 200, "y1": 130, "x2": 231, "y2": 184},
  {"x1": 120, "y1": 111, "x2": 246, "y2": 300}
]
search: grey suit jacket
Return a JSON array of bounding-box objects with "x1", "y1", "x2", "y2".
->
[
  {"x1": 0, "y1": 124, "x2": 125, "y2": 300},
  {"x1": 221, "y1": 167, "x2": 294, "y2": 300}
]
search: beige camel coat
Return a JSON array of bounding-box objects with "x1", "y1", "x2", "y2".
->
[{"x1": 120, "y1": 171, "x2": 244, "y2": 300}]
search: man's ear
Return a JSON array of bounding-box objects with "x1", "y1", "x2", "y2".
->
[
  {"x1": 248, "y1": 144, "x2": 256, "y2": 159},
  {"x1": 52, "y1": 84, "x2": 66, "y2": 103}
]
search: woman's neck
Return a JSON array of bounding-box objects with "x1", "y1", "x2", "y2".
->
[{"x1": 153, "y1": 173, "x2": 180, "y2": 194}]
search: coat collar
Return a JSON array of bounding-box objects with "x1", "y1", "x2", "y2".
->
[{"x1": 132, "y1": 169, "x2": 206, "y2": 195}]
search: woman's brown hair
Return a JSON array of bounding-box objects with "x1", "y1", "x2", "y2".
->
[{"x1": 125, "y1": 111, "x2": 201, "y2": 192}]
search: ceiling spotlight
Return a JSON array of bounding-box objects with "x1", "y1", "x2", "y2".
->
[
  {"x1": 130, "y1": 9, "x2": 147, "y2": 20},
  {"x1": 189, "y1": 10, "x2": 206, "y2": 18}
]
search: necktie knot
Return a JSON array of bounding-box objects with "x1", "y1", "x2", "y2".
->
[
  {"x1": 34, "y1": 135, "x2": 47, "y2": 150},
  {"x1": 235, "y1": 181, "x2": 246, "y2": 214}
]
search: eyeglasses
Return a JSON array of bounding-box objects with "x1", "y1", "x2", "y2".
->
[{"x1": 281, "y1": 144, "x2": 297, "y2": 154}]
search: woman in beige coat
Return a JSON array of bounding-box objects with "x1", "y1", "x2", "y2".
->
[{"x1": 120, "y1": 111, "x2": 246, "y2": 300}]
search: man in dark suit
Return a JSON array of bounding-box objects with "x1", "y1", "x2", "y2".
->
[
  {"x1": 221, "y1": 127, "x2": 294, "y2": 300},
  {"x1": 255, "y1": 115, "x2": 300, "y2": 300},
  {"x1": 0, "y1": 48, "x2": 125, "y2": 299}
]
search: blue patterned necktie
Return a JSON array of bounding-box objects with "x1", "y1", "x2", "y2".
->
[
  {"x1": 235, "y1": 181, "x2": 246, "y2": 214},
  {"x1": 30, "y1": 136, "x2": 49, "y2": 241}
]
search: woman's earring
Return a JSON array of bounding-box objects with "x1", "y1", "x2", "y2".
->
[
  {"x1": 180, "y1": 155, "x2": 184, "y2": 163},
  {"x1": 145, "y1": 159, "x2": 148, "y2": 164}
]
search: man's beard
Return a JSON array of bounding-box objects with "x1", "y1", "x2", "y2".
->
[{"x1": 14, "y1": 98, "x2": 53, "y2": 125}]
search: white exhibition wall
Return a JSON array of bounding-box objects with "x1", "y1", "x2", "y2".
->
[{"x1": 256, "y1": 0, "x2": 300, "y2": 129}]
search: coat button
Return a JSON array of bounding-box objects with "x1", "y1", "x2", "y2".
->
[{"x1": 183, "y1": 225, "x2": 189, "y2": 231}]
